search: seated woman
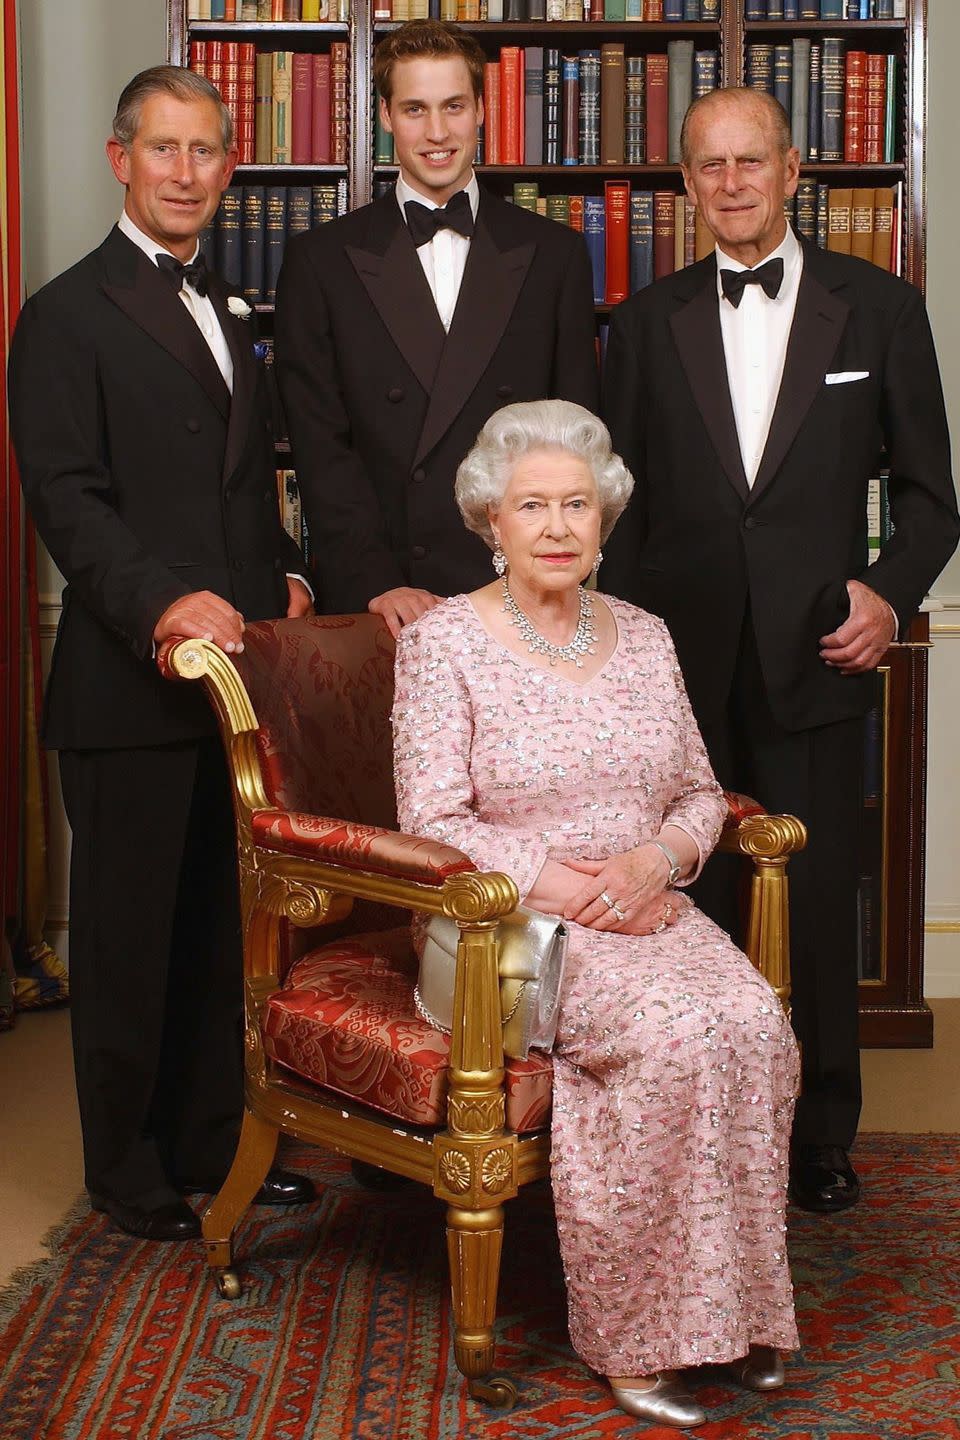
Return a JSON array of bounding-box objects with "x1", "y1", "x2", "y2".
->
[{"x1": 391, "y1": 399, "x2": 799, "y2": 1430}]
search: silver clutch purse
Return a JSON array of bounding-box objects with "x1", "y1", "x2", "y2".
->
[{"x1": 415, "y1": 906, "x2": 568, "y2": 1060}]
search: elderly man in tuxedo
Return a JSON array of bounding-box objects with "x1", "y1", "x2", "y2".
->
[
  {"x1": 602, "y1": 87, "x2": 958, "y2": 1214},
  {"x1": 275, "y1": 18, "x2": 599, "y2": 637},
  {"x1": 10, "y1": 66, "x2": 314, "y2": 1239}
]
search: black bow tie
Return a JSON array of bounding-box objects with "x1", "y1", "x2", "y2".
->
[
  {"x1": 404, "y1": 190, "x2": 475, "y2": 247},
  {"x1": 720, "y1": 257, "x2": 784, "y2": 307},
  {"x1": 155, "y1": 251, "x2": 209, "y2": 297}
]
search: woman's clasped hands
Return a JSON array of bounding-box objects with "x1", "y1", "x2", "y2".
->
[{"x1": 562, "y1": 844, "x2": 687, "y2": 936}]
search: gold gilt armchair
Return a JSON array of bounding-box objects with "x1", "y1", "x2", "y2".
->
[{"x1": 159, "y1": 614, "x2": 805, "y2": 1410}]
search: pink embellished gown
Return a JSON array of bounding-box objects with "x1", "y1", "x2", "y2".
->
[{"x1": 392, "y1": 593, "x2": 799, "y2": 1376}]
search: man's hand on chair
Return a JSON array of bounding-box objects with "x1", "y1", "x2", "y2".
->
[{"x1": 154, "y1": 591, "x2": 246, "y2": 654}]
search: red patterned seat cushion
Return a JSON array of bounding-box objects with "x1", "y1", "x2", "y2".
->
[{"x1": 263, "y1": 927, "x2": 553, "y2": 1134}]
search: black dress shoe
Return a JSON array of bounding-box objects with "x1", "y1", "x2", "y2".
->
[
  {"x1": 789, "y1": 1144, "x2": 860, "y2": 1213},
  {"x1": 179, "y1": 1166, "x2": 315, "y2": 1206},
  {"x1": 90, "y1": 1192, "x2": 201, "y2": 1241}
]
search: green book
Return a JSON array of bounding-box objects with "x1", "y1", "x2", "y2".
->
[
  {"x1": 513, "y1": 182, "x2": 540, "y2": 212},
  {"x1": 374, "y1": 108, "x2": 394, "y2": 165},
  {"x1": 884, "y1": 54, "x2": 897, "y2": 165},
  {"x1": 604, "y1": 0, "x2": 626, "y2": 19},
  {"x1": 546, "y1": 194, "x2": 570, "y2": 227}
]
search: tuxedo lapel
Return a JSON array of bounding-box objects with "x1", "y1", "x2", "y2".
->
[
  {"x1": 208, "y1": 278, "x2": 256, "y2": 483},
  {"x1": 345, "y1": 196, "x2": 446, "y2": 399},
  {"x1": 669, "y1": 260, "x2": 749, "y2": 502},
  {"x1": 413, "y1": 199, "x2": 534, "y2": 469},
  {"x1": 749, "y1": 258, "x2": 851, "y2": 503},
  {"x1": 100, "y1": 229, "x2": 230, "y2": 420}
]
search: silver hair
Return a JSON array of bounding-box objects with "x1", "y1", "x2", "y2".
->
[
  {"x1": 112, "y1": 66, "x2": 233, "y2": 151},
  {"x1": 680, "y1": 86, "x2": 792, "y2": 168},
  {"x1": 455, "y1": 399, "x2": 634, "y2": 546}
]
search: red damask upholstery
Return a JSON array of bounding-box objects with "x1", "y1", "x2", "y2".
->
[
  {"x1": 252, "y1": 810, "x2": 475, "y2": 885},
  {"x1": 264, "y1": 929, "x2": 553, "y2": 1133}
]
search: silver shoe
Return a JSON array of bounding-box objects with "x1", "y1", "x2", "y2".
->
[
  {"x1": 610, "y1": 1375, "x2": 707, "y2": 1429},
  {"x1": 728, "y1": 1347, "x2": 785, "y2": 1391}
]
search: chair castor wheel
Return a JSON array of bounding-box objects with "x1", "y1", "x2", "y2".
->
[
  {"x1": 468, "y1": 1376, "x2": 519, "y2": 1410},
  {"x1": 216, "y1": 1269, "x2": 242, "y2": 1300}
]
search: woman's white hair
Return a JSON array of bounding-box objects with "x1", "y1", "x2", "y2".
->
[{"x1": 455, "y1": 399, "x2": 634, "y2": 546}]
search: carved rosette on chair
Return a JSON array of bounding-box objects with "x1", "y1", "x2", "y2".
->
[{"x1": 158, "y1": 617, "x2": 803, "y2": 1410}]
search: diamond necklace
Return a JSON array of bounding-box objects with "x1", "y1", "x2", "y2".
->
[{"x1": 501, "y1": 578, "x2": 598, "y2": 668}]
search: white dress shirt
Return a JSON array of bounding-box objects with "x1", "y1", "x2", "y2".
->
[
  {"x1": 118, "y1": 209, "x2": 234, "y2": 393},
  {"x1": 395, "y1": 172, "x2": 480, "y2": 332},
  {"x1": 716, "y1": 223, "x2": 802, "y2": 489}
]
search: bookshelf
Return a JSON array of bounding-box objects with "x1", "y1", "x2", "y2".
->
[{"x1": 167, "y1": 0, "x2": 931, "y2": 1045}]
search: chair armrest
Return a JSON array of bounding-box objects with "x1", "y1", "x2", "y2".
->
[
  {"x1": 717, "y1": 791, "x2": 807, "y2": 860},
  {"x1": 252, "y1": 808, "x2": 476, "y2": 887}
]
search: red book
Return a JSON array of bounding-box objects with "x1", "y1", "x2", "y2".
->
[
  {"x1": 518, "y1": 49, "x2": 525, "y2": 167},
  {"x1": 864, "y1": 54, "x2": 886, "y2": 166},
  {"x1": 207, "y1": 40, "x2": 224, "y2": 100},
  {"x1": 484, "y1": 62, "x2": 501, "y2": 166},
  {"x1": 224, "y1": 0, "x2": 236, "y2": 17},
  {"x1": 284, "y1": 0, "x2": 300, "y2": 14},
  {"x1": 646, "y1": 55, "x2": 669, "y2": 165},
  {"x1": 331, "y1": 42, "x2": 349, "y2": 165},
  {"x1": 653, "y1": 189, "x2": 675, "y2": 279},
  {"x1": 644, "y1": 0, "x2": 664, "y2": 17},
  {"x1": 500, "y1": 48, "x2": 522, "y2": 167},
  {"x1": 311, "y1": 54, "x2": 332, "y2": 165},
  {"x1": 604, "y1": 181, "x2": 630, "y2": 305},
  {"x1": 238, "y1": 43, "x2": 256, "y2": 165},
  {"x1": 221, "y1": 43, "x2": 240, "y2": 152},
  {"x1": 271, "y1": 0, "x2": 284, "y2": 18},
  {"x1": 188, "y1": 40, "x2": 207, "y2": 78},
  {"x1": 844, "y1": 51, "x2": 867, "y2": 164},
  {"x1": 568, "y1": 194, "x2": 584, "y2": 233},
  {"x1": 590, "y1": 0, "x2": 603, "y2": 20},
  {"x1": 291, "y1": 52, "x2": 313, "y2": 164}
]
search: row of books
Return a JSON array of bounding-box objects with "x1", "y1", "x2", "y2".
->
[
  {"x1": 816, "y1": 182, "x2": 900, "y2": 269},
  {"x1": 375, "y1": 1, "x2": 719, "y2": 18},
  {"x1": 188, "y1": 0, "x2": 349, "y2": 18},
  {"x1": 747, "y1": 40, "x2": 896, "y2": 163},
  {"x1": 746, "y1": 1, "x2": 905, "y2": 17},
  {"x1": 189, "y1": 43, "x2": 349, "y2": 165},
  {"x1": 200, "y1": 181, "x2": 349, "y2": 303}
]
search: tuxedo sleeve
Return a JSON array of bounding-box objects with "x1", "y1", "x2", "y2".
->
[
  {"x1": 275, "y1": 232, "x2": 406, "y2": 612},
  {"x1": 9, "y1": 296, "x2": 192, "y2": 660},
  {"x1": 550, "y1": 231, "x2": 601, "y2": 413},
  {"x1": 859, "y1": 285, "x2": 959, "y2": 628},
  {"x1": 598, "y1": 301, "x2": 651, "y2": 604}
]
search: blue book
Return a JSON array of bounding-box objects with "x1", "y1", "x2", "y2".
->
[
  {"x1": 684, "y1": 0, "x2": 699, "y2": 19},
  {"x1": 629, "y1": 190, "x2": 654, "y2": 296},
  {"x1": 210, "y1": 0, "x2": 226, "y2": 15},
  {"x1": 820, "y1": 0, "x2": 844, "y2": 18},
  {"x1": 562, "y1": 56, "x2": 580, "y2": 167},
  {"x1": 583, "y1": 195, "x2": 606, "y2": 306},
  {"x1": 216, "y1": 185, "x2": 242, "y2": 290},
  {"x1": 664, "y1": 0, "x2": 684, "y2": 17},
  {"x1": 766, "y1": 0, "x2": 784, "y2": 16},
  {"x1": 578, "y1": 50, "x2": 600, "y2": 167},
  {"x1": 745, "y1": 0, "x2": 765, "y2": 17},
  {"x1": 808, "y1": 42, "x2": 822, "y2": 160},
  {"x1": 784, "y1": 0, "x2": 799, "y2": 16}
]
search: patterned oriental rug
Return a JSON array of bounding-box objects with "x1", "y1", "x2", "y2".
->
[{"x1": 1, "y1": 1135, "x2": 958, "y2": 1440}]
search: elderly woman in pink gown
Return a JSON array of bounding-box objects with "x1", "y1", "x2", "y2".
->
[{"x1": 391, "y1": 399, "x2": 799, "y2": 1430}]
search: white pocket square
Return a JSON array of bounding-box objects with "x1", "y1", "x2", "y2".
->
[{"x1": 825, "y1": 370, "x2": 870, "y2": 385}]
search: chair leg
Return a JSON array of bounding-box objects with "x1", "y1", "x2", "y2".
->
[
  {"x1": 202, "y1": 1107, "x2": 279, "y2": 1291},
  {"x1": 446, "y1": 1203, "x2": 518, "y2": 1410}
]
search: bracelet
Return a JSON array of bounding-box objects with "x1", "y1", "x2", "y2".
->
[{"x1": 648, "y1": 838, "x2": 682, "y2": 887}]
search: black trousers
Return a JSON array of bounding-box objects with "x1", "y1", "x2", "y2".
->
[
  {"x1": 59, "y1": 738, "x2": 243, "y2": 1205},
  {"x1": 692, "y1": 615, "x2": 866, "y2": 1151}
]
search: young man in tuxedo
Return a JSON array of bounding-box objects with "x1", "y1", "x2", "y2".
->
[
  {"x1": 10, "y1": 67, "x2": 314, "y2": 1240},
  {"x1": 602, "y1": 87, "x2": 958, "y2": 1213},
  {"x1": 275, "y1": 19, "x2": 599, "y2": 637}
]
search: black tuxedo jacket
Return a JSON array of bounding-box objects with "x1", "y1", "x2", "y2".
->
[
  {"x1": 10, "y1": 226, "x2": 306, "y2": 750},
  {"x1": 275, "y1": 187, "x2": 599, "y2": 612},
  {"x1": 602, "y1": 238, "x2": 959, "y2": 732}
]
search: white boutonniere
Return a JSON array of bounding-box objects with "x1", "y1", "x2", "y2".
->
[{"x1": 227, "y1": 295, "x2": 252, "y2": 320}]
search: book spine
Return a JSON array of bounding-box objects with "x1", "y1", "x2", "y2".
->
[
  {"x1": 484, "y1": 62, "x2": 501, "y2": 166},
  {"x1": 772, "y1": 44, "x2": 792, "y2": 122},
  {"x1": 664, "y1": 0, "x2": 684, "y2": 16},
  {"x1": 816, "y1": 181, "x2": 829, "y2": 249},
  {"x1": 302, "y1": 0, "x2": 321, "y2": 15},
  {"x1": 783, "y1": 0, "x2": 798, "y2": 16},
  {"x1": 872, "y1": 185, "x2": 894, "y2": 270},
  {"x1": 694, "y1": 204, "x2": 712, "y2": 260},
  {"x1": 265, "y1": 186, "x2": 288, "y2": 303},
  {"x1": 625, "y1": 56, "x2": 645, "y2": 165},
  {"x1": 808, "y1": 42, "x2": 821, "y2": 162},
  {"x1": 666, "y1": 40, "x2": 694, "y2": 165},
  {"x1": 745, "y1": 0, "x2": 765, "y2": 16},
  {"x1": 217, "y1": 185, "x2": 243, "y2": 288},
  {"x1": 645, "y1": 54, "x2": 668, "y2": 165},
  {"x1": 683, "y1": 0, "x2": 699, "y2": 18},
  {"x1": 568, "y1": 194, "x2": 584, "y2": 232},
  {"x1": 546, "y1": 193, "x2": 571, "y2": 226},
  {"x1": 799, "y1": 0, "x2": 819, "y2": 13},
  {"x1": 820, "y1": 0, "x2": 844, "y2": 18},
  {"x1": 287, "y1": 184, "x2": 313, "y2": 242},
  {"x1": 544, "y1": 49, "x2": 561, "y2": 167},
  {"x1": 644, "y1": 0, "x2": 664, "y2": 15},
  {"x1": 578, "y1": 50, "x2": 600, "y2": 166},
  {"x1": 221, "y1": 42, "x2": 240, "y2": 156},
  {"x1": 583, "y1": 195, "x2": 606, "y2": 304},
  {"x1": 272, "y1": 51, "x2": 292, "y2": 165},
  {"x1": 604, "y1": 180, "x2": 630, "y2": 304},
  {"x1": 884, "y1": 54, "x2": 896, "y2": 164},
  {"x1": 513, "y1": 181, "x2": 540, "y2": 211},
  {"x1": 700, "y1": 0, "x2": 719, "y2": 16},
  {"x1": 604, "y1": 0, "x2": 626, "y2": 19},
  {"x1": 791, "y1": 38, "x2": 810, "y2": 161},
  {"x1": 693, "y1": 49, "x2": 717, "y2": 101},
  {"x1": 673, "y1": 193, "x2": 685, "y2": 272},
  {"x1": 794, "y1": 176, "x2": 818, "y2": 241},
  {"x1": 600, "y1": 44, "x2": 625, "y2": 166},
  {"x1": 207, "y1": 39, "x2": 223, "y2": 100},
  {"x1": 283, "y1": 0, "x2": 300, "y2": 17},
  {"x1": 310, "y1": 184, "x2": 336, "y2": 224},
  {"x1": 331, "y1": 42, "x2": 349, "y2": 165},
  {"x1": 629, "y1": 190, "x2": 653, "y2": 294},
  {"x1": 291, "y1": 52, "x2": 313, "y2": 166},
  {"x1": 211, "y1": 0, "x2": 226, "y2": 16},
  {"x1": 820, "y1": 37, "x2": 845, "y2": 163},
  {"x1": 876, "y1": 0, "x2": 894, "y2": 15},
  {"x1": 864, "y1": 53, "x2": 885, "y2": 166},
  {"x1": 745, "y1": 45, "x2": 773, "y2": 96},
  {"x1": 523, "y1": 48, "x2": 544, "y2": 166},
  {"x1": 653, "y1": 189, "x2": 675, "y2": 279},
  {"x1": 683, "y1": 194, "x2": 697, "y2": 268},
  {"x1": 562, "y1": 56, "x2": 579, "y2": 166},
  {"x1": 188, "y1": 40, "x2": 207, "y2": 78},
  {"x1": 241, "y1": 185, "x2": 265, "y2": 304},
  {"x1": 255, "y1": 53, "x2": 273, "y2": 164},
  {"x1": 312, "y1": 54, "x2": 332, "y2": 164},
  {"x1": 237, "y1": 43, "x2": 256, "y2": 166},
  {"x1": 827, "y1": 186, "x2": 852, "y2": 255},
  {"x1": 850, "y1": 186, "x2": 875, "y2": 264},
  {"x1": 500, "y1": 48, "x2": 522, "y2": 166},
  {"x1": 528, "y1": 0, "x2": 547, "y2": 18},
  {"x1": 844, "y1": 50, "x2": 866, "y2": 164},
  {"x1": 766, "y1": 0, "x2": 784, "y2": 18}
]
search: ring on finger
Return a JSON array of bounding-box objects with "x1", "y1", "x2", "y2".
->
[
  {"x1": 663, "y1": 902, "x2": 674, "y2": 922},
  {"x1": 600, "y1": 890, "x2": 626, "y2": 923},
  {"x1": 653, "y1": 918, "x2": 668, "y2": 934}
]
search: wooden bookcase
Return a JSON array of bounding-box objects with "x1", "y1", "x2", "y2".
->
[{"x1": 168, "y1": 0, "x2": 931, "y2": 1045}]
